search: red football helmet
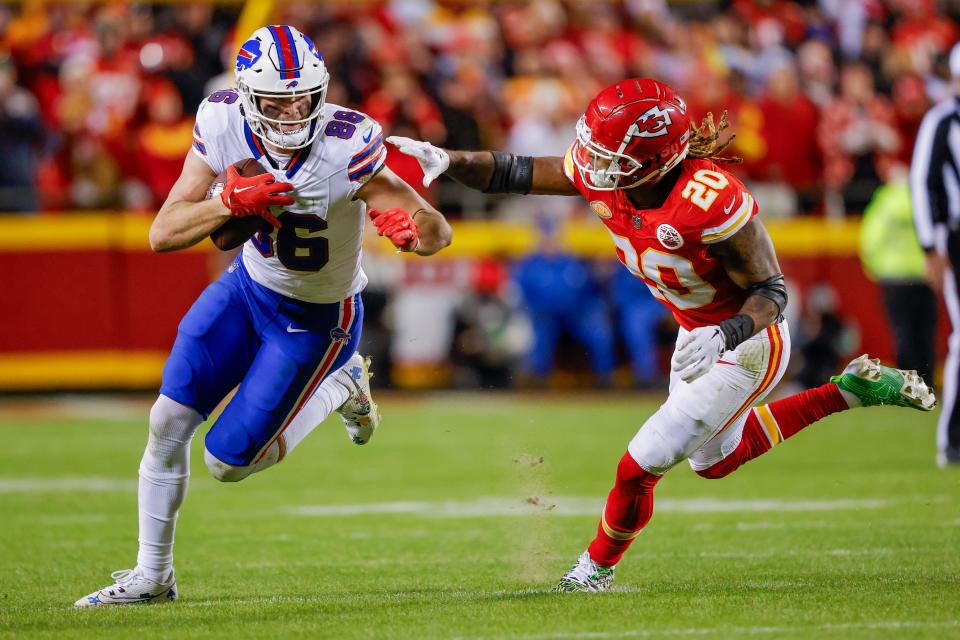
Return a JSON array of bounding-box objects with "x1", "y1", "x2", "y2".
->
[{"x1": 572, "y1": 78, "x2": 691, "y2": 190}]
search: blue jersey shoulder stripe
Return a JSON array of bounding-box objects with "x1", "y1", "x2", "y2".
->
[
  {"x1": 348, "y1": 152, "x2": 384, "y2": 181},
  {"x1": 349, "y1": 135, "x2": 383, "y2": 166}
]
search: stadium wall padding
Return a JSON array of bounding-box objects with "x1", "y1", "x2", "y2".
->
[{"x1": 0, "y1": 213, "x2": 939, "y2": 390}]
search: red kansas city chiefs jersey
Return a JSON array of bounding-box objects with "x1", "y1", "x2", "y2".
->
[{"x1": 563, "y1": 153, "x2": 759, "y2": 330}]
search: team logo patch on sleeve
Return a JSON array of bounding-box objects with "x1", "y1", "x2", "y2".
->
[
  {"x1": 330, "y1": 327, "x2": 352, "y2": 343},
  {"x1": 590, "y1": 201, "x2": 612, "y2": 219},
  {"x1": 657, "y1": 224, "x2": 684, "y2": 249}
]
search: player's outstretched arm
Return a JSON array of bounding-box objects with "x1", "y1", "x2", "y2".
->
[
  {"x1": 355, "y1": 166, "x2": 453, "y2": 256},
  {"x1": 149, "y1": 152, "x2": 232, "y2": 252},
  {"x1": 387, "y1": 136, "x2": 578, "y2": 196}
]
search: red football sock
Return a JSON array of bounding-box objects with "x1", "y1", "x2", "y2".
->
[
  {"x1": 698, "y1": 383, "x2": 849, "y2": 479},
  {"x1": 587, "y1": 452, "x2": 662, "y2": 567}
]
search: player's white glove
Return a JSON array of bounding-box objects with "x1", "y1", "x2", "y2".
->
[
  {"x1": 672, "y1": 325, "x2": 726, "y2": 383},
  {"x1": 386, "y1": 136, "x2": 449, "y2": 187}
]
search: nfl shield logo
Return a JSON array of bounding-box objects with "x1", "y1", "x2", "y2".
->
[{"x1": 632, "y1": 215, "x2": 642, "y2": 230}]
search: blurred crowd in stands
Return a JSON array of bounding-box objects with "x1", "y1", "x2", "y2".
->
[
  {"x1": 0, "y1": 0, "x2": 951, "y2": 389},
  {"x1": 0, "y1": 0, "x2": 957, "y2": 217}
]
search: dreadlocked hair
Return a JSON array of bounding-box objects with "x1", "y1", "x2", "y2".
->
[{"x1": 687, "y1": 111, "x2": 741, "y2": 164}]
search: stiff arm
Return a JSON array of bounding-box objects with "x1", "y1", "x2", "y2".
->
[
  {"x1": 443, "y1": 152, "x2": 580, "y2": 196},
  {"x1": 386, "y1": 137, "x2": 578, "y2": 196}
]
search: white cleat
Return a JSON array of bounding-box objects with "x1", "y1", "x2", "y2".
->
[
  {"x1": 74, "y1": 568, "x2": 177, "y2": 607},
  {"x1": 336, "y1": 353, "x2": 380, "y2": 445},
  {"x1": 553, "y1": 551, "x2": 615, "y2": 593}
]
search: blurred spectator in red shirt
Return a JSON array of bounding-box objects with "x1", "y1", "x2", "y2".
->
[
  {"x1": 820, "y1": 62, "x2": 901, "y2": 214},
  {"x1": 77, "y1": 7, "x2": 142, "y2": 148},
  {"x1": 891, "y1": 72, "x2": 931, "y2": 166},
  {"x1": 363, "y1": 66, "x2": 446, "y2": 144},
  {"x1": 685, "y1": 68, "x2": 768, "y2": 179},
  {"x1": 890, "y1": 0, "x2": 958, "y2": 65},
  {"x1": 732, "y1": 0, "x2": 807, "y2": 47},
  {"x1": 129, "y1": 80, "x2": 193, "y2": 210},
  {"x1": 753, "y1": 62, "x2": 822, "y2": 212},
  {"x1": 365, "y1": 65, "x2": 446, "y2": 201}
]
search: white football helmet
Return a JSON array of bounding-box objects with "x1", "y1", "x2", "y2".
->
[{"x1": 234, "y1": 25, "x2": 329, "y2": 150}]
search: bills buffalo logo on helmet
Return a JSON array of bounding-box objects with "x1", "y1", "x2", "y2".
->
[
  {"x1": 657, "y1": 223, "x2": 684, "y2": 249},
  {"x1": 632, "y1": 105, "x2": 674, "y2": 138},
  {"x1": 330, "y1": 327, "x2": 351, "y2": 343},
  {"x1": 236, "y1": 39, "x2": 263, "y2": 72}
]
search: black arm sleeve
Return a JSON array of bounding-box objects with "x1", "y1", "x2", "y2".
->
[
  {"x1": 747, "y1": 274, "x2": 788, "y2": 316},
  {"x1": 483, "y1": 151, "x2": 534, "y2": 194}
]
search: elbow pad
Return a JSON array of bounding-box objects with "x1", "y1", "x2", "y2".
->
[
  {"x1": 484, "y1": 151, "x2": 534, "y2": 194},
  {"x1": 747, "y1": 274, "x2": 788, "y2": 316}
]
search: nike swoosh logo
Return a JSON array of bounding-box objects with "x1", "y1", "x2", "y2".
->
[
  {"x1": 362, "y1": 130, "x2": 373, "y2": 143},
  {"x1": 234, "y1": 185, "x2": 256, "y2": 193},
  {"x1": 286, "y1": 324, "x2": 309, "y2": 333},
  {"x1": 723, "y1": 194, "x2": 742, "y2": 215}
]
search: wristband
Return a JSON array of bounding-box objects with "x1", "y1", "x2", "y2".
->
[{"x1": 718, "y1": 314, "x2": 755, "y2": 351}]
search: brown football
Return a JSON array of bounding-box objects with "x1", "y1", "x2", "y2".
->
[{"x1": 208, "y1": 159, "x2": 274, "y2": 251}]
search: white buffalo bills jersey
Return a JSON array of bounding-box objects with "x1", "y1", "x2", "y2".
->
[{"x1": 191, "y1": 89, "x2": 386, "y2": 303}]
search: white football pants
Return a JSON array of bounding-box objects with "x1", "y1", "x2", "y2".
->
[{"x1": 628, "y1": 320, "x2": 791, "y2": 475}]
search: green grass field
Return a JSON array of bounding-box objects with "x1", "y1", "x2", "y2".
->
[{"x1": 1, "y1": 393, "x2": 958, "y2": 639}]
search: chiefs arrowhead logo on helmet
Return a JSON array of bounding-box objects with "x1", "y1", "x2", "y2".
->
[
  {"x1": 633, "y1": 105, "x2": 673, "y2": 138},
  {"x1": 571, "y1": 78, "x2": 691, "y2": 190}
]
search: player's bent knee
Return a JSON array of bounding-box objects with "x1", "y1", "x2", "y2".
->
[
  {"x1": 691, "y1": 456, "x2": 738, "y2": 480},
  {"x1": 146, "y1": 395, "x2": 202, "y2": 464},
  {"x1": 627, "y1": 405, "x2": 696, "y2": 475},
  {"x1": 204, "y1": 447, "x2": 253, "y2": 482},
  {"x1": 693, "y1": 464, "x2": 730, "y2": 480}
]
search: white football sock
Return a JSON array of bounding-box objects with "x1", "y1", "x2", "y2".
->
[
  {"x1": 281, "y1": 367, "x2": 351, "y2": 454},
  {"x1": 136, "y1": 395, "x2": 202, "y2": 584}
]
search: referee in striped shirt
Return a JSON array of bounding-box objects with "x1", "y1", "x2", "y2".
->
[{"x1": 911, "y1": 43, "x2": 960, "y2": 467}]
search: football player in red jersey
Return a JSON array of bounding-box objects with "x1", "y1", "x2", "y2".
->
[{"x1": 390, "y1": 78, "x2": 936, "y2": 592}]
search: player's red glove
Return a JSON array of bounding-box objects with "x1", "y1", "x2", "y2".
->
[
  {"x1": 369, "y1": 207, "x2": 420, "y2": 252},
  {"x1": 220, "y1": 165, "x2": 293, "y2": 229}
]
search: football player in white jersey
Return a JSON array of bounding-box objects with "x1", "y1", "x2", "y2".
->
[{"x1": 75, "y1": 25, "x2": 452, "y2": 606}]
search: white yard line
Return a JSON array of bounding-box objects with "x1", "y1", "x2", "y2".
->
[
  {"x1": 453, "y1": 619, "x2": 960, "y2": 640},
  {"x1": 0, "y1": 477, "x2": 135, "y2": 493},
  {"x1": 0, "y1": 395, "x2": 151, "y2": 422},
  {"x1": 286, "y1": 496, "x2": 889, "y2": 518}
]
